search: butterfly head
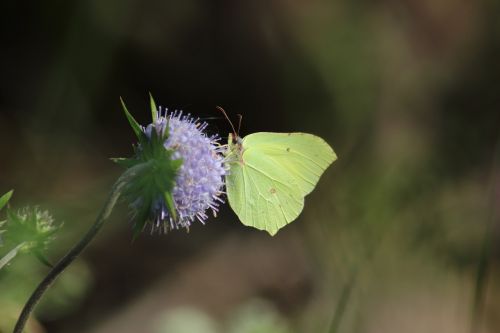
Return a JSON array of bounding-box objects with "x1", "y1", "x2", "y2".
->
[
  {"x1": 216, "y1": 106, "x2": 245, "y2": 162},
  {"x1": 228, "y1": 132, "x2": 243, "y2": 150}
]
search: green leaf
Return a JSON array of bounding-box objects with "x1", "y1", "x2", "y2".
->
[
  {"x1": 149, "y1": 92, "x2": 158, "y2": 122},
  {"x1": 0, "y1": 190, "x2": 13, "y2": 211},
  {"x1": 132, "y1": 220, "x2": 146, "y2": 241},
  {"x1": 0, "y1": 222, "x2": 6, "y2": 246},
  {"x1": 164, "y1": 191, "x2": 177, "y2": 221},
  {"x1": 34, "y1": 250, "x2": 54, "y2": 268},
  {"x1": 110, "y1": 157, "x2": 138, "y2": 168},
  {"x1": 0, "y1": 243, "x2": 24, "y2": 270},
  {"x1": 171, "y1": 158, "x2": 183, "y2": 170},
  {"x1": 120, "y1": 97, "x2": 143, "y2": 139}
]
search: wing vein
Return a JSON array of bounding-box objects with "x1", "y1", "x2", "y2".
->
[{"x1": 245, "y1": 163, "x2": 293, "y2": 187}]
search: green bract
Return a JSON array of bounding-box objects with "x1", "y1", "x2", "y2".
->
[
  {"x1": 5, "y1": 207, "x2": 61, "y2": 253},
  {"x1": 113, "y1": 131, "x2": 182, "y2": 235},
  {"x1": 113, "y1": 96, "x2": 181, "y2": 235},
  {"x1": 0, "y1": 190, "x2": 13, "y2": 212},
  {"x1": 0, "y1": 190, "x2": 14, "y2": 242}
]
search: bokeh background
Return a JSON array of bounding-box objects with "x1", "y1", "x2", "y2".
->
[{"x1": 1, "y1": 1, "x2": 499, "y2": 332}]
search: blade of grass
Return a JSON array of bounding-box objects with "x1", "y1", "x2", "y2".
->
[
  {"x1": 0, "y1": 190, "x2": 14, "y2": 211},
  {"x1": 328, "y1": 269, "x2": 357, "y2": 333},
  {"x1": 470, "y1": 136, "x2": 500, "y2": 333}
]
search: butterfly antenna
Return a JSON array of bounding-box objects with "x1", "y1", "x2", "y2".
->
[
  {"x1": 236, "y1": 114, "x2": 243, "y2": 134},
  {"x1": 216, "y1": 106, "x2": 238, "y2": 137}
]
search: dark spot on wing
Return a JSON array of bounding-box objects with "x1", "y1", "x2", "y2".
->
[
  {"x1": 270, "y1": 188, "x2": 277, "y2": 194},
  {"x1": 286, "y1": 147, "x2": 290, "y2": 152}
]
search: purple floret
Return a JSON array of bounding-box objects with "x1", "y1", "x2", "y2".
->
[{"x1": 144, "y1": 109, "x2": 226, "y2": 233}]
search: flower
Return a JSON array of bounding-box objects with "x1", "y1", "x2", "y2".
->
[
  {"x1": 146, "y1": 110, "x2": 226, "y2": 232},
  {"x1": 4, "y1": 206, "x2": 60, "y2": 252},
  {"x1": 117, "y1": 98, "x2": 226, "y2": 234}
]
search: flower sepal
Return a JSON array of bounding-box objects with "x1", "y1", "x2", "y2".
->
[
  {"x1": 0, "y1": 190, "x2": 13, "y2": 212},
  {"x1": 114, "y1": 119, "x2": 183, "y2": 236}
]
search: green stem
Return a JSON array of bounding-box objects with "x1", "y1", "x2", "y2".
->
[
  {"x1": 12, "y1": 176, "x2": 128, "y2": 333},
  {"x1": 470, "y1": 139, "x2": 500, "y2": 333},
  {"x1": 328, "y1": 269, "x2": 357, "y2": 333},
  {"x1": 470, "y1": 225, "x2": 493, "y2": 333}
]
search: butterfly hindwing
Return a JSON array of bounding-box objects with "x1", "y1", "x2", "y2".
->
[{"x1": 227, "y1": 146, "x2": 304, "y2": 235}]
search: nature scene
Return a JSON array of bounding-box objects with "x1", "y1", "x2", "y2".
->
[{"x1": 0, "y1": 1, "x2": 499, "y2": 333}]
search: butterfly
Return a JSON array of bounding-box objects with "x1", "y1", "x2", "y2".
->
[{"x1": 220, "y1": 108, "x2": 337, "y2": 235}]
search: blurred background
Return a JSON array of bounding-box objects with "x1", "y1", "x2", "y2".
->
[{"x1": 0, "y1": 0, "x2": 499, "y2": 332}]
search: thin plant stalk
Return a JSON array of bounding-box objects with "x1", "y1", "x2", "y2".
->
[
  {"x1": 328, "y1": 271, "x2": 357, "y2": 333},
  {"x1": 470, "y1": 139, "x2": 500, "y2": 333},
  {"x1": 11, "y1": 167, "x2": 138, "y2": 333}
]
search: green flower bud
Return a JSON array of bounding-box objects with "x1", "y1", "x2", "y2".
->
[{"x1": 5, "y1": 207, "x2": 61, "y2": 253}]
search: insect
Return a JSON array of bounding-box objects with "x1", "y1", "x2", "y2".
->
[{"x1": 219, "y1": 107, "x2": 337, "y2": 235}]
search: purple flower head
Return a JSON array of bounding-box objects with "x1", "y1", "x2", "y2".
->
[
  {"x1": 142, "y1": 109, "x2": 226, "y2": 233},
  {"x1": 116, "y1": 97, "x2": 226, "y2": 235}
]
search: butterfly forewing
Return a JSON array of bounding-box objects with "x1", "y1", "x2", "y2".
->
[{"x1": 243, "y1": 133, "x2": 336, "y2": 195}]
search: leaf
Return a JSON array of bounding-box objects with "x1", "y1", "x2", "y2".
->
[
  {"x1": 0, "y1": 190, "x2": 13, "y2": 211},
  {"x1": 171, "y1": 158, "x2": 183, "y2": 170},
  {"x1": 132, "y1": 220, "x2": 146, "y2": 241},
  {"x1": 110, "y1": 157, "x2": 138, "y2": 168},
  {"x1": 164, "y1": 191, "x2": 177, "y2": 221},
  {"x1": 149, "y1": 92, "x2": 158, "y2": 122},
  {"x1": 120, "y1": 97, "x2": 143, "y2": 139},
  {"x1": 0, "y1": 222, "x2": 6, "y2": 246},
  {"x1": 0, "y1": 243, "x2": 24, "y2": 270},
  {"x1": 34, "y1": 250, "x2": 54, "y2": 268}
]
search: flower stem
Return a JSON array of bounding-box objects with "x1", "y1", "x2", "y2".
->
[{"x1": 12, "y1": 174, "x2": 129, "y2": 333}]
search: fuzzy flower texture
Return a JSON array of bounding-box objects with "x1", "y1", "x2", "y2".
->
[{"x1": 128, "y1": 108, "x2": 226, "y2": 234}]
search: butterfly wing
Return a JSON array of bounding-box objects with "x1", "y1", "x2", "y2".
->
[
  {"x1": 226, "y1": 132, "x2": 336, "y2": 235},
  {"x1": 242, "y1": 132, "x2": 336, "y2": 196},
  {"x1": 226, "y1": 148, "x2": 304, "y2": 235}
]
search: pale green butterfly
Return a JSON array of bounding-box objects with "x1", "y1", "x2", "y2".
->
[{"x1": 220, "y1": 108, "x2": 337, "y2": 235}]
